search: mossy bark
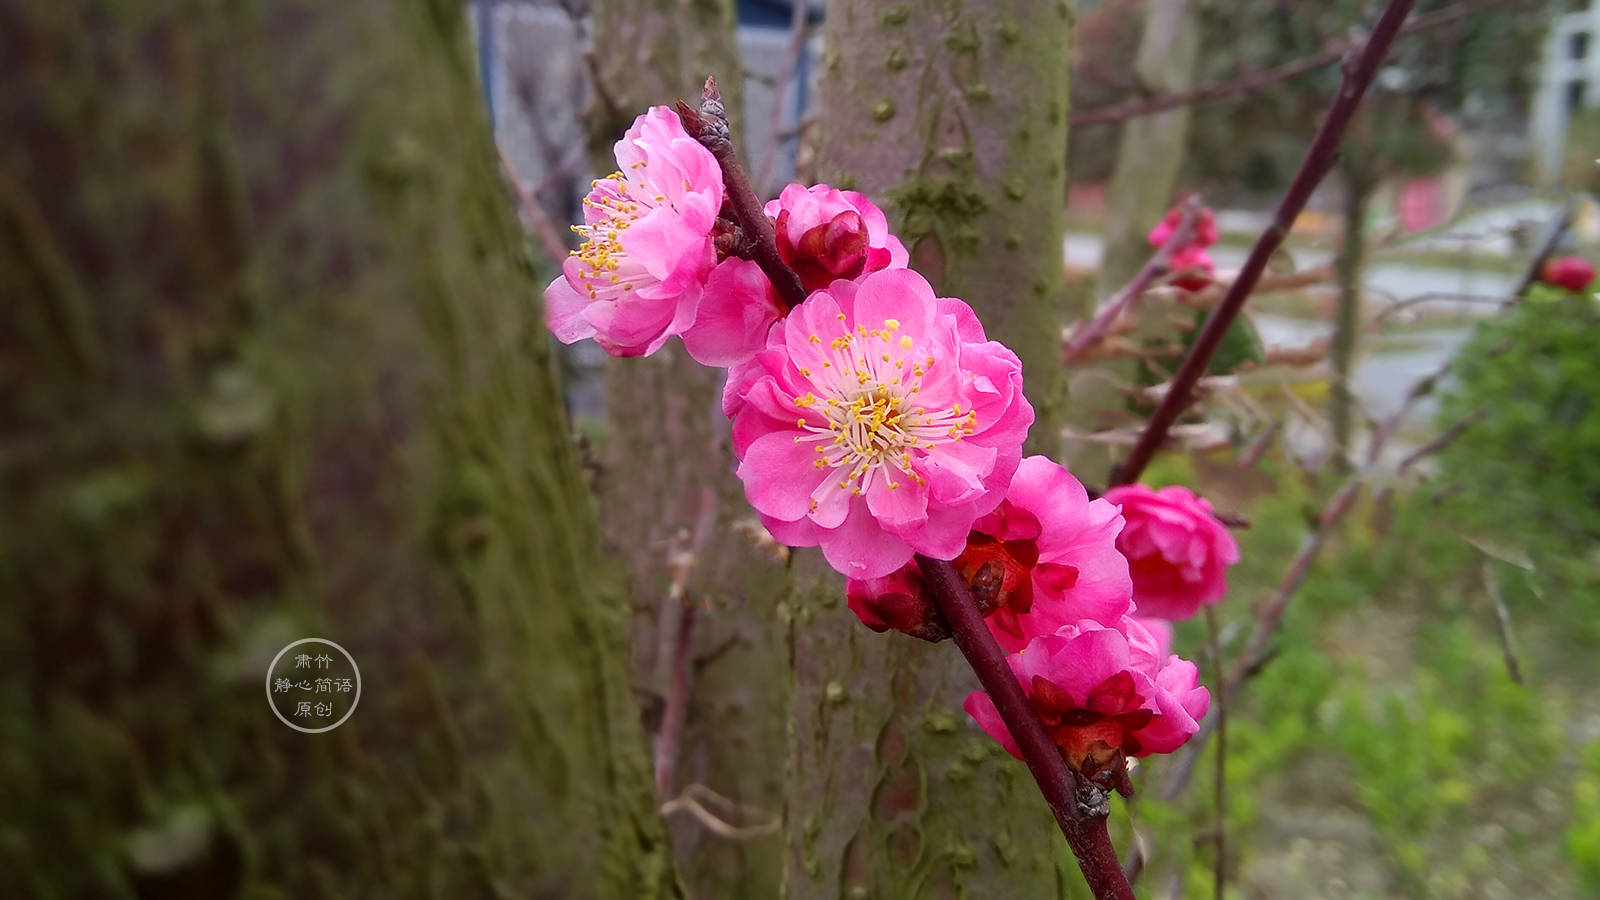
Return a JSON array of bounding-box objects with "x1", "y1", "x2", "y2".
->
[
  {"x1": 814, "y1": 0, "x2": 1073, "y2": 460},
  {"x1": 0, "y1": 1, "x2": 673, "y2": 897},
  {"x1": 584, "y1": 4, "x2": 788, "y2": 898},
  {"x1": 792, "y1": 3, "x2": 1076, "y2": 896}
]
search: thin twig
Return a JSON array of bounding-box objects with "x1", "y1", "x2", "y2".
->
[
  {"x1": 652, "y1": 487, "x2": 720, "y2": 797},
  {"x1": 1109, "y1": 0, "x2": 1419, "y2": 488},
  {"x1": 1071, "y1": 0, "x2": 1524, "y2": 127},
  {"x1": 678, "y1": 77, "x2": 808, "y2": 311},
  {"x1": 1180, "y1": 264, "x2": 1337, "y2": 310},
  {"x1": 1481, "y1": 561, "x2": 1525, "y2": 685},
  {"x1": 1205, "y1": 605, "x2": 1227, "y2": 899},
  {"x1": 1396, "y1": 406, "x2": 1486, "y2": 475},
  {"x1": 659, "y1": 783, "x2": 782, "y2": 840},
  {"x1": 916, "y1": 555, "x2": 1136, "y2": 900},
  {"x1": 1509, "y1": 195, "x2": 1579, "y2": 299},
  {"x1": 1065, "y1": 199, "x2": 1203, "y2": 364},
  {"x1": 497, "y1": 143, "x2": 571, "y2": 263}
]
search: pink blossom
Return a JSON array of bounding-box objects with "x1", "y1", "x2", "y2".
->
[
  {"x1": 1540, "y1": 255, "x2": 1596, "y2": 293},
  {"x1": 768, "y1": 184, "x2": 909, "y2": 293},
  {"x1": 1147, "y1": 205, "x2": 1219, "y2": 249},
  {"x1": 1134, "y1": 616, "x2": 1174, "y2": 658},
  {"x1": 729, "y1": 269, "x2": 1033, "y2": 579},
  {"x1": 1169, "y1": 244, "x2": 1216, "y2": 292},
  {"x1": 1147, "y1": 204, "x2": 1219, "y2": 292},
  {"x1": 684, "y1": 185, "x2": 908, "y2": 367},
  {"x1": 845, "y1": 565, "x2": 950, "y2": 643},
  {"x1": 962, "y1": 618, "x2": 1209, "y2": 780},
  {"x1": 544, "y1": 107, "x2": 723, "y2": 357},
  {"x1": 842, "y1": 456, "x2": 1131, "y2": 644},
  {"x1": 681, "y1": 258, "x2": 784, "y2": 366},
  {"x1": 1102, "y1": 484, "x2": 1240, "y2": 622}
]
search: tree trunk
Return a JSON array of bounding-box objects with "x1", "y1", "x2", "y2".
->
[
  {"x1": 0, "y1": 2, "x2": 673, "y2": 898},
  {"x1": 1095, "y1": 0, "x2": 1201, "y2": 294},
  {"x1": 1331, "y1": 161, "x2": 1373, "y2": 470},
  {"x1": 585, "y1": 4, "x2": 789, "y2": 898},
  {"x1": 1067, "y1": 0, "x2": 1202, "y2": 484},
  {"x1": 787, "y1": 3, "x2": 1077, "y2": 896},
  {"x1": 814, "y1": 0, "x2": 1072, "y2": 459}
]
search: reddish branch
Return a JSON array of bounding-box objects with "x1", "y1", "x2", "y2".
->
[
  {"x1": 1064, "y1": 198, "x2": 1202, "y2": 365},
  {"x1": 916, "y1": 556, "x2": 1136, "y2": 900},
  {"x1": 496, "y1": 143, "x2": 571, "y2": 264},
  {"x1": 1108, "y1": 0, "x2": 1419, "y2": 489},
  {"x1": 678, "y1": 77, "x2": 809, "y2": 311},
  {"x1": 688, "y1": 70, "x2": 1134, "y2": 892},
  {"x1": 1071, "y1": 0, "x2": 1521, "y2": 128}
]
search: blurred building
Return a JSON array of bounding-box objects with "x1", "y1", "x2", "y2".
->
[{"x1": 1532, "y1": 0, "x2": 1600, "y2": 184}]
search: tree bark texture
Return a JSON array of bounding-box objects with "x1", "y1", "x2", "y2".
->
[
  {"x1": 814, "y1": 0, "x2": 1073, "y2": 459},
  {"x1": 0, "y1": 1, "x2": 673, "y2": 897},
  {"x1": 585, "y1": 4, "x2": 788, "y2": 897},
  {"x1": 791, "y1": 3, "x2": 1078, "y2": 896}
]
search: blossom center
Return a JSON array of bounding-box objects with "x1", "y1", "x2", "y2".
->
[
  {"x1": 568, "y1": 166, "x2": 678, "y2": 300},
  {"x1": 791, "y1": 317, "x2": 977, "y2": 497}
]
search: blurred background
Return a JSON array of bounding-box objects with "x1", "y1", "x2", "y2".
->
[{"x1": 5, "y1": 0, "x2": 1599, "y2": 897}]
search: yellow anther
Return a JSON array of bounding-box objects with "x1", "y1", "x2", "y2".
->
[{"x1": 886, "y1": 318, "x2": 900, "y2": 330}]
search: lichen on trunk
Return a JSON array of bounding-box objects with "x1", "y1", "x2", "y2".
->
[
  {"x1": 1, "y1": 1, "x2": 674, "y2": 896},
  {"x1": 794, "y1": 2, "x2": 1077, "y2": 895},
  {"x1": 815, "y1": 0, "x2": 1073, "y2": 460}
]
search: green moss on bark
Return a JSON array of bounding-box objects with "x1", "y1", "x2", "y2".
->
[
  {"x1": 0, "y1": 1, "x2": 674, "y2": 897},
  {"x1": 799, "y1": 4, "x2": 1077, "y2": 894},
  {"x1": 817, "y1": 1, "x2": 1071, "y2": 461}
]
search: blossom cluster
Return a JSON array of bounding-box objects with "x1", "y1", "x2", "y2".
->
[
  {"x1": 1148, "y1": 202, "x2": 1219, "y2": 292},
  {"x1": 543, "y1": 107, "x2": 1240, "y2": 782}
]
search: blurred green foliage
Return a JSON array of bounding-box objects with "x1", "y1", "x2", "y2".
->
[
  {"x1": 1436, "y1": 291, "x2": 1600, "y2": 639},
  {"x1": 1090, "y1": 432, "x2": 1600, "y2": 896}
]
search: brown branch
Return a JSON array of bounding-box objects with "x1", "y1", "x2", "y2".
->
[
  {"x1": 678, "y1": 77, "x2": 808, "y2": 311},
  {"x1": 916, "y1": 555, "x2": 1135, "y2": 900},
  {"x1": 1205, "y1": 605, "x2": 1228, "y2": 899},
  {"x1": 1179, "y1": 264, "x2": 1337, "y2": 310},
  {"x1": 1396, "y1": 406, "x2": 1486, "y2": 475},
  {"x1": 1109, "y1": 0, "x2": 1419, "y2": 489},
  {"x1": 1509, "y1": 194, "x2": 1579, "y2": 299},
  {"x1": 497, "y1": 143, "x2": 572, "y2": 264},
  {"x1": 1065, "y1": 198, "x2": 1203, "y2": 364},
  {"x1": 652, "y1": 487, "x2": 719, "y2": 797},
  {"x1": 1481, "y1": 561, "x2": 1525, "y2": 686},
  {"x1": 1072, "y1": 0, "x2": 1522, "y2": 127}
]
